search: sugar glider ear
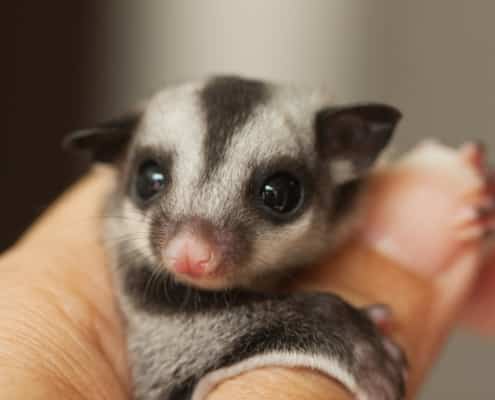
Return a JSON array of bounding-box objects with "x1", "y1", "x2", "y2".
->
[
  {"x1": 63, "y1": 108, "x2": 143, "y2": 163},
  {"x1": 315, "y1": 104, "x2": 402, "y2": 183}
]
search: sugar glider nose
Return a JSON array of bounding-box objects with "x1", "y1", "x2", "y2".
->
[{"x1": 163, "y1": 231, "x2": 219, "y2": 278}]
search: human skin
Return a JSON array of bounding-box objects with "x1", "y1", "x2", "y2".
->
[{"x1": 0, "y1": 142, "x2": 493, "y2": 400}]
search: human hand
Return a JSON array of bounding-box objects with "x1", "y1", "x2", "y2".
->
[
  {"x1": 0, "y1": 142, "x2": 493, "y2": 400},
  {"x1": 0, "y1": 167, "x2": 129, "y2": 399}
]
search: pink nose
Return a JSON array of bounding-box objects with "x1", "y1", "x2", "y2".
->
[{"x1": 163, "y1": 231, "x2": 219, "y2": 278}]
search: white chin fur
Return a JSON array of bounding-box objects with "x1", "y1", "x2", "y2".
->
[{"x1": 172, "y1": 272, "x2": 233, "y2": 291}]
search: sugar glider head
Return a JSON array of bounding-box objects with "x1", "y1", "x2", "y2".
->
[{"x1": 65, "y1": 76, "x2": 401, "y2": 290}]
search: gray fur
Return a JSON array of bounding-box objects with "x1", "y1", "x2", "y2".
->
[
  {"x1": 121, "y1": 277, "x2": 406, "y2": 400},
  {"x1": 70, "y1": 76, "x2": 406, "y2": 399}
]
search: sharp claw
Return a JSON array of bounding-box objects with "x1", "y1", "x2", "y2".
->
[
  {"x1": 453, "y1": 194, "x2": 495, "y2": 242},
  {"x1": 364, "y1": 304, "x2": 393, "y2": 332}
]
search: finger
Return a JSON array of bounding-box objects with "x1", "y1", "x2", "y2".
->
[
  {"x1": 0, "y1": 167, "x2": 129, "y2": 399},
  {"x1": 12, "y1": 166, "x2": 128, "y2": 383}
]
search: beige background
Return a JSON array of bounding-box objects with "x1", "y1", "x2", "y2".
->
[{"x1": 99, "y1": 1, "x2": 494, "y2": 398}]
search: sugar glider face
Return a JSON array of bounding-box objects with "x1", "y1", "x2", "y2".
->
[{"x1": 66, "y1": 76, "x2": 401, "y2": 290}]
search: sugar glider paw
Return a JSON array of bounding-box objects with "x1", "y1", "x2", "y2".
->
[
  {"x1": 364, "y1": 303, "x2": 409, "y2": 376},
  {"x1": 361, "y1": 304, "x2": 409, "y2": 398},
  {"x1": 364, "y1": 303, "x2": 393, "y2": 331},
  {"x1": 454, "y1": 198, "x2": 495, "y2": 241},
  {"x1": 453, "y1": 142, "x2": 495, "y2": 242},
  {"x1": 363, "y1": 140, "x2": 494, "y2": 275}
]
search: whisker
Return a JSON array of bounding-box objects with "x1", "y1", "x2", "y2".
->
[
  {"x1": 105, "y1": 233, "x2": 151, "y2": 245},
  {"x1": 178, "y1": 285, "x2": 191, "y2": 311},
  {"x1": 143, "y1": 266, "x2": 161, "y2": 303}
]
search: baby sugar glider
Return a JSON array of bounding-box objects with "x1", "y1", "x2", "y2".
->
[{"x1": 65, "y1": 76, "x2": 407, "y2": 400}]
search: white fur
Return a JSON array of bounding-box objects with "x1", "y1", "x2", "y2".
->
[
  {"x1": 139, "y1": 82, "x2": 207, "y2": 218},
  {"x1": 331, "y1": 159, "x2": 357, "y2": 183},
  {"x1": 105, "y1": 198, "x2": 154, "y2": 261},
  {"x1": 192, "y1": 351, "x2": 368, "y2": 400}
]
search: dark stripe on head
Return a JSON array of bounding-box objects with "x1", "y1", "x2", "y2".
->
[{"x1": 200, "y1": 76, "x2": 269, "y2": 178}]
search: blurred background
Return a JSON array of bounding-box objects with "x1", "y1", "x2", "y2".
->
[{"x1": 3, "y1": 1, "x2": 494, "y2": 397}]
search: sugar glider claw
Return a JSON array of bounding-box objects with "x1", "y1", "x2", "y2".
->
[
  {"x1": 364, "y1": 304, "x2": 393, "y2": 332},
  {"x1": 452, "y1": 142, "x2": 495, "y2": 244},
  {"x1": 364, "y1": 140, "x2": 494, "y2": 275}
]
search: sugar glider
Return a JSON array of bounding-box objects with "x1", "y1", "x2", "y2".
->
[{"x1": 65, "y1": 76, "x2": 408, "y2": 400}]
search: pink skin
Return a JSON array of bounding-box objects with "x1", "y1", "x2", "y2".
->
[
  {"x1": 163, "y1": 229, "x2": 222, "y2": 284},
  {"x1": 360, "y1": 141, "x2": 495, "y2": 334}
]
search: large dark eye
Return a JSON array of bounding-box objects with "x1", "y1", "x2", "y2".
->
[
  {"x1": 259, "y1": 173, "x2": 303, "y2": 215},
  {"x1": 135, "y1": 160, "x2": 166, "y2": 201}
]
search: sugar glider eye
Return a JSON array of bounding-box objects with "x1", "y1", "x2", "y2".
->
[
  {"x1": 259, "y1": 173, "x2": 303, "y2": 216},
  {"x1": 135, "y1": 160, "x2": 166, "y2": 201}
]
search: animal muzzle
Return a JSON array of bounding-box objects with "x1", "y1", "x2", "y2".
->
[{"x1": 162, "y1": 221, "x2": 222, "y2": 279}]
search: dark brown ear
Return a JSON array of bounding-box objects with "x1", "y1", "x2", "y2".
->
[
  {"x1": 63, "y1": 110, "x2": 142, "y2": 163},
  {"x1": 315, "y1": 103, "x2": 401, "y2": 183}
]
